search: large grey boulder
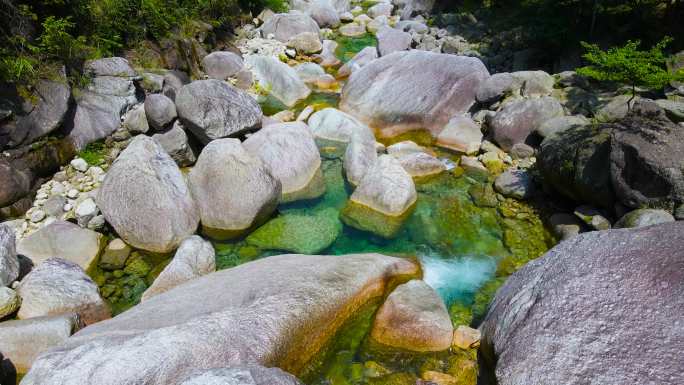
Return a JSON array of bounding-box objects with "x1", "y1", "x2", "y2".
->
[
  {"x1": 144, "y1": 93, "x2": 177, "y2": 131},
  {"x1": 341, "y1": 155, "x2": 416, "y2": 238},
  {"x1": 480, "y1": 222, "x2": 684, "y2": 385},
  {"x1": 142, "y1": 236, "x2": 215, "y2": 301},
  {"x1": 201, "y1": 51, "x2": 244, "y2": 80},
  {"x1": 260, "y1": 12, "x2": 320, "y2": 42},
  {"x1": 337, "y1": 46, "x2": 378, "y2": 78},
  {"x1": 243, "y1": 122, "x2": 325, "y2": 202},
  {"x1": 162, "y1": 70, "x2": 191, "y2": 101},
  {"x1": 246, "y1": 55, "x2": 311, "y2": 107},
  {"x1": 84, "y1": 57, "x2": 137, "y2": 77},
  {"x1": 538, "y1": 124, "x2": 614, "y2": 209},
  {"x1": 476, "y1": 71, "x2": 554, "y2": 104},
  {"x1": 151, "y1": 121, "x2": 197, "y2": 167},
  {"x1": 340, "y1": 50, "x2": 489, "y2": 137},
  {"x1": 614, "y1": 208, "x2": 675, "y2": 229},
  {"x1": 179, "y1": 366, "x2": 303, "y2": 385},
  {"x1": 476, "y1": 72, "x2": 517, "y2": 104},
  {"x1": 376, "y1": 26, "x2": 411, "y2": 57},
  {"x1": 66, "y1": 58, "x2": 140, "y2": 150},
  {"x1": 16, "y1": 258, "x2": 110, "y2": 325},
  {"x1": 0, "y1": 313, "x2": 80, "y2": 374},
  {"x1": 609, "y1": 100, "x2": 684, "y2": 211},
  {"x1": 307, "y1": 108, "x2": 375, "y2": 146},
  {"x1": 370, "y1": 280, "x2": 452, "y2": 352},
  {"x1": 17, "y1": 220, "x2": 104, "y2": 272},
  {"x1": 21, "y1": 254, "x2": 419, "y2": 385},
  {"x1": 175, "y1": 79, "x2": 262, "y2": 144},
  {"x1": 490, "y1": 96, "x2": 565, "y2": 151},
  {"x1": 307, "y1": 0, "x2": 341, "y2": 28},
  {"x1": 188, "y1": 138, "x2": 280, "y2": 239},
  {"x1": 0, "y1": 223, "x2": 19, "y2": 287},
  {"x1": 16, "y1": 79, "x2": 72, "y2": 144},
  {"x1": 97, "y1": 136, "x2": 199, "y2": 253},
  {"x1": 122, "y1": 104, "x2": 149, "y2": 134}
]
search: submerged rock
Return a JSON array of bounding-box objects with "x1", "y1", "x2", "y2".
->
[
  {"x1": 371, "y1": 280, "x2": 453, "y2": 352},
  {"x1": 341, "y1": 155, "x2": 417, "y2": 238},
  {"x1": 246, "y1": 208, "x2": 342, "y2": 254},
  {"x1": 17, "y1": 258, "x2": 110, "y2": 325},
  {"x1": 17, "y1": 220, "x2": 104, "y2": 272},
  {"x1": 243, "y1": 122, "x2": 325, "y2": 202},
  {"x1": 176, "y1": 79, "x2": 262, "y2": 144},
  {"x1": 97, "y1": 136, "x2": 199, "y2": 253},
  {"x1": 21, "y1": 254, "x2": 419, "y2": 385},
  {"x1": 480, "y1": 222, "x2": 684, "y2": 385},
  {"x1": 142, "y1": 236, "x2": 215, "y2": 301},
  {"x1": 0, "y1": 313, "x2": 80, "y2": 374},
  {"x1": 188, "y1": 138, "x2": 280, "y2": 239},
  {"x1": 246, "y1": 55, "x2": 311, "y2": 107},
  {"x1": 340, "y1": 50, "x2": 489, "y2": 137}
]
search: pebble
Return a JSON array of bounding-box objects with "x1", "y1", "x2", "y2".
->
[
  {"x1": 67, "y1": 189, "x2": 79, "y2": 199},
  {"x1": 70, "y1": 158, "x2": 89, "y2": 172},
  {"x1": 30, "y1": 210, "x2": 46, "y2": 223}
]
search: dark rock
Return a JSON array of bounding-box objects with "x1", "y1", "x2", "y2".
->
[
  {"x1": 481, "y1": 222, "x2": 684, "y2": 385},
  {"x1": 609, "y1": 100, "x2": 684, "y2": 211},
  {"x1": 538, "y1": 123, "x2": 615, "y2": 209}
]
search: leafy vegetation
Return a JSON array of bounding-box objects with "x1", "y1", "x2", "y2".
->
[
  {"x1": 437, "y1": 0, "x2": 684, "y2": 68},
  {"x1": 577, "y1": 37, "x2": 684, "y2": 107},
  {"x1": 0, "y1": 0, "x2": 287, "y2": 83},
  {"x1": 77, "y1": 141, "x2": 108, "y2": 165}
]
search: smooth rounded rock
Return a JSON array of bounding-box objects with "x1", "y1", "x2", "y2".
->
[
  {"x1": 144, "y1": 94, "x2": 177, "y2": 131},
  {"x1": 344, "y1": 132, "x2": 378, "y2": 186},
  {"x1": 142, "y1": 236, "x2": 215, "y2": 301},
  {"x1": 0, "y1": 286, "x2": 19, "y2": 319},
  {"x1": 436, "y1": 115, "x2": 482, "y2": 155},
  {"x1": 341, "y1": 155, "x2": 416, "y2": 238},
  {"x1": 494, "y1": 169, "x2": 535, "y2": 200},
  {"x1": 180, "y1": 365, "x2": 304, "y2": 385},
  {"x1": 480, "y1": 222, "x2": 684, "y2": 385},
  {"x1": 340, "y1": 50, "x2": 489, "y2": 137},
  {"x1": 201, "y1": 51, "x2": 244, "y2": 80},
  {"x1": 371, "y1": 280, "x2": 453, "y2": 352},
  {"x1": 188, "y1": 138, "x2": 280, "y2": 239},
  {"x1": 97, "y1": 136, "x2": 199, "y2": 253},
  {"x1": 17, "y1": 220, "x2": 104, "y2": 272},
  {"x1": 243, "y1": 122, "x2": 325, "y2": 203},
  {"x1": 152, "y1": 121, "x2": 197, "y2": 167},
  {"x1": 614, "y1": 209, "x2": 675, "y2": 229},
  {"x1": 17, "y1": 258, "x2": 110, "y2": 325},
  {"x1": 260, "y1": 12, "x2": 320, "y2": 42},
  {"x1": 287, "y1": 32, "x2": 323, "y2": 54},
  {"x1": 20, "y1": 254, "x2": 419, "y2": 385},
  {"x1": 246, "y1": 55, "x2": 312, "y2": 107},
  {"x1": 376, "y1": 26, "x2": 411, "y2": 56},
  {"x1": 176, "y1": 79, "x2": 263, "y2": 144},
  {"x1": 490, "y1": 97, "x2": 565, "y2": 151}
]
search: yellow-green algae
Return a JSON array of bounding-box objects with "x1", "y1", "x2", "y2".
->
[{"x1": 335, "y1": 33, "x2": 378, "y2": 63}]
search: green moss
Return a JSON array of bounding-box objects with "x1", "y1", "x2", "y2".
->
[
  {"x1": 77, "y1": 141, "x2": 108, "y2": 165},
  {"x1": 335, "y1": 33, "x2": 378, "y2": 63},
  {"x1": 468, "y1": 183, "x2": 499, "y2": 208},
  {"x1": 377, "y1": 129, "x2": 435, "y2": 147},
  {"x1": 246, "y1": 208, "x2": 343, "y2": 254},
  {"x1": 472, "y1": 277, "x2": 505, "y2": 324},
  {"x1": 449, "y1": 301, "x2": 474, "y2": 327}
]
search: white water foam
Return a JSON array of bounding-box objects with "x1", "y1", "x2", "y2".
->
[{"x1": 419, "y1": 253, "x2": 497, "y2": 306}]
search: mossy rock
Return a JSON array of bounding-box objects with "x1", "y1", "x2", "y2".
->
[
  {"x1": 340, "y1": 200, "x2": 416, "y2": 239},
  {"x1": 445, "y1": 350, "x2": 478, "y2": 385},
  {"x1": 468, "y1": 183, "x2": 498, "y2": 208},
  {"x1": 123, "y1": 255, "x2": 152, "y2": 277},
  {"x1": 246, "y1": 208, "x2": 343, "y2": 254}
]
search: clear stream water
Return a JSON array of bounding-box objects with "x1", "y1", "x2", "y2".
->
[{"x1": 89, "y1": 32, "x2": 556, "y2": 385}]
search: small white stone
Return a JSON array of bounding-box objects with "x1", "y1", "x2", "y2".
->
[
  {"x1": 51, "y1": 183, "x2": 66, "y2": 195},
  {"x1": 70, "y1": 158, "x2": 89, "y2": 172},
  {"x1": 67, "y1": 189, "x2": 79, "y2": 199},
  {"x1": 63, "y1": 203, "x2": 73, "y2": 212},
  {"x1": 30, "y1": 210, "x2": 46, "y2": 223}
]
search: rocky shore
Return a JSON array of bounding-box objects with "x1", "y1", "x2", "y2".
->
[{"x1": 1, "y1": 0, "x2": 683, "y2": 384}]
